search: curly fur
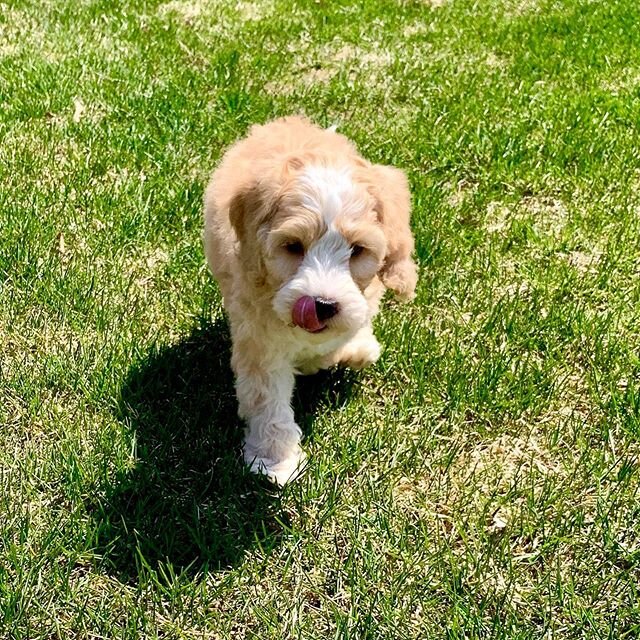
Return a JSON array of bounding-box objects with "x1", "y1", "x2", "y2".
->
[{"x1": 203, "y1": 116, "x2": 417, "y2": 485}]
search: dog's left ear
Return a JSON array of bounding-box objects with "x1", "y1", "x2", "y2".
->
[{"x1": 369, "y1": 164, "x2": 418, "y2": 301}]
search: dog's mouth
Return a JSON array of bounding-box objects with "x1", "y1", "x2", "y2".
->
[{"x1": 292, "y1": 296, "x2": 330, "y2": 333}]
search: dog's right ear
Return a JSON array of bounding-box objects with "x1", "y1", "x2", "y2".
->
[
  {"x1": 229, "y1": 180, "x2": 280, "y2": 243},
  {"x1": 227, "y1": 181, "x2": 274, "y2": 288},
  {"x1": 229, "y1": 185, "x2": 249, "y2": 241},
  {"x1": 229, "y1": 157, "x2": 301, "y2": 241},
  {"x1": 228, "y1": 181, "x2": 269, "y2": 240}
]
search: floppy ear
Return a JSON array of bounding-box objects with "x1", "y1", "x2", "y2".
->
[
  {"x1": 229, "y1": 156, "x2": 299, "y2": 241},
  {"x1": 370, "y1": 164, "x2": 418, "y2": 301},
  {"x1": 227, "y1": 181, "x2": 275, "y2": 288},
  {"x1": 229, "y1": 182, "x2": 260, "y2": 242}
]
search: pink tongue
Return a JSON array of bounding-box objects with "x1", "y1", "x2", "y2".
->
[{"x1": 292, "y1": 296, "x2": 326, "y2": 333}]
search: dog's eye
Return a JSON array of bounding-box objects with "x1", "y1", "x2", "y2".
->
[
  {"x1": 284, "y1": 241, "x2": 304, "y2": 256},
  {"x1": 351, "y1": 244, "x2": 364, "y2": 258}
]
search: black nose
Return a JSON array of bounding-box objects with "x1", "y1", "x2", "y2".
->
[{"x1": 315, "y1": 298, "x2": 339, "y2": 322}]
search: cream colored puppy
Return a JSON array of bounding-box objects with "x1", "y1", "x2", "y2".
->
[{"x1": 203, "y1": 116, "x2": 417, "y2": 486}]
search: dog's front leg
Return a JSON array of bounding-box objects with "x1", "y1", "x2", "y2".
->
[{"x1": 233, "y1": 351, "x2": 305, "y2": 486}]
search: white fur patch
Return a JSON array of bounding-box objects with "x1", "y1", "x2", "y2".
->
[
  {"x1": 298, "y1": 165, "x2": 357, "y2": 223},
  {"x1": 308, "y1": 228, "x2": 352, "y2": 266},
  {"x1": 273, "y1": 168, "x2": 372, "y2": 338},
  {"x1": 272, "y1": 224, "x2": 369, "y2": 337}
]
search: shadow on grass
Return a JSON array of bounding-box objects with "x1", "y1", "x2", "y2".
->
[{"x1": 91, "y1": 317, "x2": 357, "y2": 580}]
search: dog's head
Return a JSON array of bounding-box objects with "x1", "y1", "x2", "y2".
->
[{"x1": 230, "y1": 149, "x2": 417, "y2": 338}]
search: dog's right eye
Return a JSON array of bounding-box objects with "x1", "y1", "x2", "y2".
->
[{"x1": 284, "y1": 241, "x2": 304, "y2": 256}]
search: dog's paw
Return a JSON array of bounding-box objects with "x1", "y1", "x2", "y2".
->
[
  {"x1": 295, "y1": 360, "x2": 322, "y2": 376},
  {"x1": 336, "y1": 331, "x2": 381, "y2": 370},
  {"x1": 243, "y1": 438, "x2": 307, "y2": 487},
  {"x1": 247, "y1": 450, "x2": 307, "y2": 487},
  {"x1": 244, "y1": 449, "x2": 307, "y2": 487}
]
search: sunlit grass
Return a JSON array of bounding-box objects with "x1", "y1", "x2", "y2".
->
[{"x1": 1, "y1": 0, "x2": 639, "y2": 637}]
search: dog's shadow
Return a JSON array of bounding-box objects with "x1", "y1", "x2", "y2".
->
[{"x1": 91, "y1": 317, "x2": 358, "y2": 579}]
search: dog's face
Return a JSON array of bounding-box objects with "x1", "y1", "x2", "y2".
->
[
  {"x1": 268, "y1": 165, "x2": 387, "y2": 336},
  {"x1": 230, "y1": 156, "x2": 417, "y2": 339}
]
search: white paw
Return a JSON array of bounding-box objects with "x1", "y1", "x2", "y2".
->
[
  {"x1": 242, "y1": 439, "x2": 307, "y2": 487},
  {"x1": 243, "y1": 448, "x2": 307, "y2": 486},
  {"x1": 338, "y1": 334, "x2": 381, "y2": 370},
  {"x1": 246, "y1": 450, "x2": 307, "y2": 486},
  {"x1": 295, "y1": 361, "x2": 322, "y2": 376}
]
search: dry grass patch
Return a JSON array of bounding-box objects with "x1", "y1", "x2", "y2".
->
[
  {"x1": 602, "y1": 68, "x2": 640, "y2": 95},
  {"x1": 265, "y1": 39, "x2": 396, "y2": 95},
  {"x1": 158, "y1": 0, "x2": 208, "y2": 23},
  {"x1": 400, "y1": 0, "x2": 450, "y2": 7},
  {"x1": 486, "y1": 196, "x2": 569, "y2": 237},
  {"x1": 445, "y1": 178, "x2": 478, "y2": 208},
  {"x1": 502, "y1": 0, "x2": 544, "y2": 17},
  {"x1": 457, "y1": 431, "x2": 562, "y2": 495},
  {"x1": 158, "y1": 0, "x2": 275, "y2": 29},
  {"x1": 562, "y1": 248, "x2": 602, "y2": 274}
]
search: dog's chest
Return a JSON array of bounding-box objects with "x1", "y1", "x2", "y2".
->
[{"x1": 288, "y1": 331, "x2": 347, "y2": 368}]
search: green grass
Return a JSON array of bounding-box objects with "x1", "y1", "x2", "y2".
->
[{"x1": 1, "y1": 0, "x2": 640, "y2": 637}]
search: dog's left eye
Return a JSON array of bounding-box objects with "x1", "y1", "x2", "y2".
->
[
  {"x1": 284, "y1": 241, "x2": 305, "y2": 256},
  {"x1": 351, "y1": 244, "x2": 364, "y2": 258}
]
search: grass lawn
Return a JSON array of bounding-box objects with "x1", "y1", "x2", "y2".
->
[{"x1": 1, "y1": 0, "x2": 640, "y2": 637}]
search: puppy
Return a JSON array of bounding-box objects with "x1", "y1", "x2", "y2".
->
[{"x1": 203, "y1": 116, "x2": 417, "y2": 486}]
